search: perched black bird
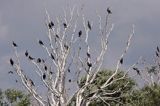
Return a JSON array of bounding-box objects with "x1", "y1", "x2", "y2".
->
[
  {"x1": 133, "y1": 67, "x2": 140, "y2": 75},
  {"x1": 87, "y1": 62, "x2": 92, "y2": 67},
  {"x1": 15, "y1": 80, "x2": 18, "y2": 83},
  {"x1": 56, "y1": 34, "x2": 59, "y2": 38},
  {"x1": 68, "y1": 79, "x2": 71, "y2": 82},
  {"x1": 8, "y1": 71, "x2": 13, "y2": 74},
  {"x1": 68, "y1": 69, "x2": 71, "y2": 73},
  {"x1": 41, "y1": 59, "x2": 45, "y2": 63},
  {"x1": 37, "y1": 58, "x2": 41, "y2": 63},
  {"x1": 157, "y1": 46, "x2": 160, "y2": 52},
  {"x1": 63, "y1": 23, "x2": 67, "y2": 28},
  {"x1": 64, "y1": 44, "x2": 69, "y2": 50},
  {"x1": 87, "y1": 52, "x2": 91, "y2": 58},
  {"x1": 25, "y1": 50, "x2": 28, "y2": 57},
  {"x1": 10, "y1": 58, "x2": 14, "y2": 66},
  {"x1": 50, "y1": 53, "x2": 55, "y2": 60},
  {"x1": 29, "y1": 79, "x2": 35, "y2": 86},
  {"x1": 44, "y1": 66, "x2": 47, "y2": 70},
  {"x1": 42, "y1": 73, "x2": 46, "y2": 80},
  {"x1": 48, "y1": 21, "x2": 54, "y2": 29},
  {"x1": 39, "y1": 40, "x2": 44, "y2": 45},
  {"x1": 156, "y1": 51, "x2": 159, "y2": 57},
  {"x1": 87, "y1": 21, "x2": 91, "y2": 30},
  {"x1": 107, "y1": 8, "x2": 112, "y2": 14},
  {"x1": 78, "y1": 30, "x2": 82, "y2": 37},
  {"x1": 50, "y1": 71, "x2": 53, "y2": 74},
  {"x1": 28, "y1": 56, "x2": 35, "y2": 60},
  {"x1": 12, "y1": 41, "x2": 17, "y2": 47},
  {"x1": 120, "y1": 58, "x2": 123, "y2": 64}
]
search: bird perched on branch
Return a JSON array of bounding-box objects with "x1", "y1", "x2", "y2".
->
[
  {"x1": 8, "y1": 71, "x2": 13, "y2": 74},
  {"x1": 56, "y1": 34, "x2": 59, "y2": 39},
  {"x1": 37, "y1": 58, "x2": 41, "y2": 63},
  {"x1": 156, "y1": 51, "x2": 159, "y2": 57},
  {"x1": 39, "y1": 40, "x2": 44, "y2": 45},
  {"x1": 68, "y1": 79, "x2": 71, "y2": 82},
  {"x1": 12, "y1": 41, "x2": 18, "y2": 47},
  {"x1": 64, "y1": 44, "x2": 69, "y2": 50},
  {"x1": 120, "y1": 58, "x2": 123, "y2": 64},
  {"x1": 63, "y1": 23, "x2": 67, "y2": 28},
  {"x1": 157, "y1": 46, "x2": 160, "y2": 52},
  {"x1": 25, "y1": 50, "x2": 28, "y2": 57},
  {"x1": 10, "y1": 58, "x2": 14, "y2": 66},
  {"x1": 48, "y1": 21, "x2": 54, "y2": 29},
  {"x1": 78, "y1": 30, "x2": 82, "y2": 37},
  {"x1": 28, "y1": 56, "x2": 35, "y2": 60},
  {"x1": 68, "y1": 69, "x2": 71, "y2": 73},
  {"x1": 50, "y1": 53, "x2": 55, "y2": 60},
  {"x1": 87, "y1": 62, "x2": 92, "y2": 68},
  {"x1": 44, "y1": 66, "x2": 47, "y2": 70},
  {"x1": 87, "y1": 21, "x2": 91, "y2": 30},
  {"x1": 133, "y1": 67, "x2": 140, "y2": 75},
  {"x1": 87, "y1": 52, "x2": 91, "y2": 58},
  {"x1": 43, "y1": 73, "x2": 46, "y2": 80},
  {"x1": 29, "y1": 79, "x2": 35, "y2": 86},
  {"x1": 107, "y1": 8, "x2": 112, "y2": 14}
]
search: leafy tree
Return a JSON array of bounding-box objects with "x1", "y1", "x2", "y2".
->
[
  {"x1": 0, "y1": 89, "x2": 30, "y2": 106},
  {"x1": 69, "y1": 69, "x2": 136, "y2": 106}
]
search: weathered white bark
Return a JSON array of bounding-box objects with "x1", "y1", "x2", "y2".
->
[{"x1": 10, "y1": 6, "x2": 135, "y2": 106}]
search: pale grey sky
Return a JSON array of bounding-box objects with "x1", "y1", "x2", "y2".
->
[{"x1": 0, "y1": 0, "x2": 160, "y2": 89}]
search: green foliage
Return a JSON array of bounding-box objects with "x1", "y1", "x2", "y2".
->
[
  {"x1": 88, "y1": 70, "x2": 136, "y2": 106},
  {"x1": 71, "y1": 70, "x2": 136, "y2": 106},
  {"x1": 0, "y1": 89, "x2": 30, "y2": 106},
  {"x1": 127, "y1": 84, "x2": 160, "y2": 106}
]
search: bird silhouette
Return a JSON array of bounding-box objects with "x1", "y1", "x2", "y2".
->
[
  {"x1": 68, "y1": 79, "x2": 71, "y2": 82},
  {"x1": 133, "y1": 67, "x2": 140, "y2": 75},
  {"x1": 50, "y1": 71, "x2": 53, "y2": 74},
  {"x1": 78, "y1": 30, "x2": 82, "y2": 37},
  {"x1": 39, "y1": 40, "x2": 44, "y2": 45},
  {"x1": 43, "y1": 73, "x2": 46, "y2": 80},
  {"x1": 8, "y1": 71, "x2": 13, "y2": 74},
  {"x1": 157, "y1": 46, "x2": 160, "y2": 52},
  {"x1": 44, "y1": 66, "x2": 47, "y2": 70},
  {"x1": 29, "y1": 79, "x2": 35, "y2": 86},
  {"x1": 56, "y1": 34, "x2": 59, "y2": 38},
  {"x1": 63, "y1": 23, "x2": 67, "y2": 28},
  {"x1": 12, "y1": 41, "x2": 18, "y2": 47},
  {"x1": 37, "y1": 58, "x2": 41, "y2": 63},
  {"x1": 87, "y1": 21, "x2": 91, "y2": 30},
  {"x1": 48, "y1": 21, "x2": 54, "y2": 29},
  {"x1": 68, "y1": 69, "x2": 71, "y2": 73},
  {"x1": 87, "y1": 52, "x2": 91, "y2": 58},
  {"x1": 156, "y1": 51, "x2": 159, "y2": 57},
  {"x1": 50, "y1": 53, "x2": 55, "y2": 60},
  {"x1": 28, "y1": 56, "x2": 35, "y2": 60},
  {"x1": 107, "y1": 8, "x2": 112, "y2": 14},
  {"x1": 10, "y1": 58, "x2": 14, "y2": 66},
  {"x1": 64, "y1": 44, "x2": 69, "y2": 50},
  {"x1": 25, "y1": 50, "x2": 28, "y2": 57},
  {"x1": 120, "y1": 58, "x2": 123, "y2": 64},
  {"x1": 87, "y1": 62, "x2": 92, "y2": 67}
]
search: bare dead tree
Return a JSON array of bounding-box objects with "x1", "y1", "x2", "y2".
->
[{"x1": 9, "y1": 6, "x2": 135, "y2": 106}]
